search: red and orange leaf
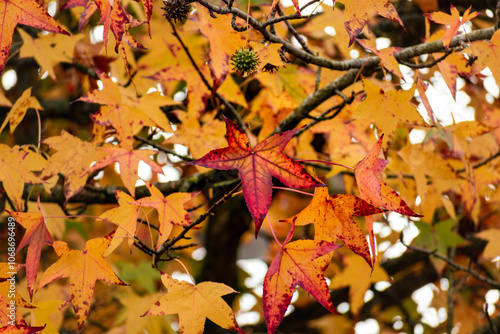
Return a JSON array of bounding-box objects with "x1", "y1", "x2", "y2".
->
[
  {"x1": 133, "y1": 183, "x2": 196, "y2": 249},
  {"x1": 263, "y1": 227, "x2": 340, "y2": 334},
  {"x1": 143, "y1": 272, "x2": 243, "y2": 334},
  {"x1": 281, "y1": 187, "x2": 384, "y2": 267},
  {"x1": 101, "y1": 190, "x2": 141, "y2": 256},
  {"x1": 424, "y1": 5, "x2": 478, "y2": 50},
  {"x1": 189, "y1": 117, "x2": 322, "y2": 236},
  {"x1": 0, "y1": 87, "x2": 42, "y2": 135},
  {"x1": 7, "y1": 198, "x2": 52, "y2": 300},
  {"x1": 0, "y1": 144, "x2": 44, "y2": 211},
  {"x1": 36, "y1": 234, "x2": 128, "y2": 329},
  {"x1": 355, "y1": 135, "x2": 421, "y2": 217},
  {"x1": 0, "y1": 0, "x2": 69, "y2": 74},
  {"x1": 336, "y1": 0, "x2": 404, "y2": 46},
  {"x1": 86, "y1": 145, "x2": 164, "y2": 196},
  {"x1": 41, "y1": 131, "x2": 107, "y2": 201},
  {"x1": 355, "y1": 136, "x2": 421, "y2": 264},
  {"x1": 61, "y1": 0, "x2": 145, "y2": 52}
]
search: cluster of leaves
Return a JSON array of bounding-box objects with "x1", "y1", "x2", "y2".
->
[{"x1": 0, "y1": 0, "x2": 500, "y2": 333}]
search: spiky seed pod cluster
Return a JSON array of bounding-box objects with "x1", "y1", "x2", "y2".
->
[
  {"x1": 161, "y1": 0, "x2": 191, "y2": 22},
  {"x1": 231, "y1": 47, "x2": 260, "y2": 76}
]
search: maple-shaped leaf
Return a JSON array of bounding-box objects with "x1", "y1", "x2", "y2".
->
[
  {"x1": 263, "y1": 227, "x2": 341, "y2": 334},
  {"x1": 0, "y1": 87, "x2": 42, "y2": 135},
  {"x1": 17, "y1": 29, "x2": 83, "y2": 80},
  {"x1": 79, "y1": 74, "x2": 174, "y2": 148},
  {"x1": 7, "y1": 198, "x2": 52, "y2": 300},
  {"x1": 353, "y1": 78, "x2": 427, "y2": 149},
  {"x1": 41, "y1": 131, "x2": 107, "y2": 201},
  {"x1": 143, "y1": 272, "x2": 243, "y2": 334},
  {"x1": 133, "y1": 183, "x2": 195, "y2": 249},
  {"x1": 424, "y1": 5, "x2": 478, "y2": 50},
  {"x1": 355, "y1": 135, "x2": 421, "y2": 217},
  {"x1": 101, "y1": 190, "x2": 141, "y2": 256},
  {"x1": 0, "y1": 0, "x2": 69, "y2": 74},
  {"x1": 0, "y1": 263, "x2": 24, "y2": 282},
  {"x1": 355, "y1": 136, "x2": 421, "y2": 264},
  {"x1": 0, "y1": 144, "x2": 44, "y2": 211},
  {"x1": 193, "y1": 6, "x2": 246, "y2": 91},
  {"x1": 189, "y1": 117, "x2": 322, "y2": 236},
  {"x1": 281, "y1": 187, "x2": 385, "y2": 267},
  {"x1": 37, "y1": 234, "x2": 128, "y2": 329},
  {"x1": 86, "y1": 144, "x2": 164, "y2": 196},
  {"x1": 336, "y1": 0, "x2": 404, "y2": 46}
]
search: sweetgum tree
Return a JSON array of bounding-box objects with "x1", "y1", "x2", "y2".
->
[{"x1": 1, "y1": 0, "x2": 500, "y2": 333}]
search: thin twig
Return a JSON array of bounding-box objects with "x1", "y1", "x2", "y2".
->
[
  {"x1": 155, "y1": 182, "x2": 242, "y2": 266},
  {"x1": 134, "y1": 135, "x2": 194, "y2": 161},
  {"x1": 276, "y1": 6, "x2": 314, "y2": 55},
  {"x1": 456, "y1": 150, "x2": 500, "y2": 173},
  {"x1": 401, "y1": 236, "x2": 500, "y2": 289},
  {"x1": 398, "y1": 51, "x2": 452, "y2": 69}
]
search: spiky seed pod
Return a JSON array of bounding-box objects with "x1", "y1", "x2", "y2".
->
[
  {"x1": 161, "y1": 0, "x2": 191, "y2": 22},
  {"x1": 231, "y1": 47, "x2": 260, "y2": 76}
]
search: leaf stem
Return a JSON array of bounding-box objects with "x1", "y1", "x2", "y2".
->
[
  {"x1": 296, "y1": 159, "x2": 354, "y2": 170},
  {"x1": 266, "y1": 213, "x2": 282, "y2": 248},
  {"x1": 174, "y1": 258, "x2": 196, "y2": 285},
  {"x1": 272, "y1": 186, "x2": 314, "y2": 196}
]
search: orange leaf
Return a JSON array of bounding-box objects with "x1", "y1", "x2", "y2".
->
[
  {"x1": 7, "y1": 198, "x2": 52, "y2": 300},
  {"x1": 0, "y1": 144, "x2": 44, "y2": 211},
  {"x1": 464, "y1": 29, "x2": 500, "y2": 85},
  {"x1": 79, "y1": 74, "x2": 174, "y2": 148},
  {"x1": 193, "y1": 6, "x2": 246, "y2": 91},
  {"x1": 101, "y1": 190, "x2": 141, "y2": 256},
  {"x1": 189, "y1": 117, "x2": 322, "y2": 236},
  {"x1": 0, "y1": 0, "x2": 69, "y2": 74},
  {"x1": 41, "y1": 131, "x2": 107, "y2": 201},
  {"x1": 282, "y1": 187, "x2": 385, "y2": 267},
  {"x1": 143, "y1": 272, "x2": 243, "y2": 334},
  {"x1": 354, "y1": 78, "x2": 427, "y2": 149},
  {"x1": 133, "y1": 183, "x2": 196, "y2": 249},
  {"x1": 0, "y1": 280, "x2": 35, "y2": 326},
  {"x1": 263, "y1": 228, "x2": 340, "y2": 334},
  {"x1": 86, "y1": 145, "x2": 164, "y2": 196},
  {"x1": 357, "y1": 36, "x2": 403, "y2": 79},
  {"x1": 0, "y1": 324, "x2": 45, "y2": 333},
  {"x1": 0, "y1": 87, "x2": 42, "y2": 135},
  {"x1": 336, "y1": 0, "x2": 404, "y2": 46},
  {"x1": 424, "y1": 5, "x2": 478, "y2": 50},
  {"x1": 36, "y1": 234, "x2": 128, "y2": 329},
  {"x1": 329, "y1": 254, "x2": 389, "y2": 315}
]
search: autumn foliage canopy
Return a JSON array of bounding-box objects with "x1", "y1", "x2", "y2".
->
[{"x1": 1, "y1": 0, "x2": 500, "y2": 333}]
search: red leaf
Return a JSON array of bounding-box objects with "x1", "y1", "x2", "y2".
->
[
  {"x1": 263, "y1": 228, "x2": 340, "y2": 333},
  {"x1": 189, "y1": 118, "x2": 322, "y2": 236},
  {"x1": 7, "y1": 197, "x2": 52, "y2": 300}
]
